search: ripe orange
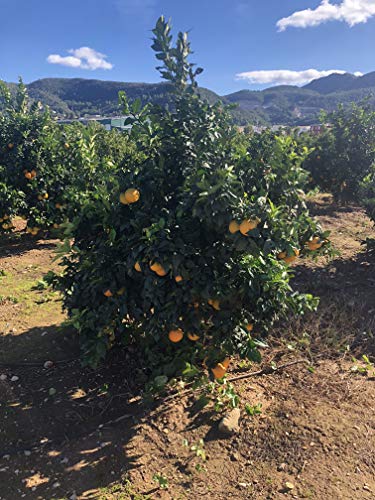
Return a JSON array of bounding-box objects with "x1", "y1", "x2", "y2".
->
[
  {"x1": 150, "y1": 262, "x2": 162, "y2": 272},
  {"x1": 119, "y1": 192, "x2": 128, "y2": 205},
  {"x1": 169, "y1": 329, "x2": 184, "y2": 343},
  {"x1": 175, "y1": 275, "x2": 183, "y2": 283},
  {"x1": 24, "y1": 172, "x2": 32, "y2": 180},
  {"x1": 208, "y1": 299, "x2": 220, "y2": 310},
  {"x1": 239, "y1": 218, "x2": 259, "y2": 235},
  {"x1": 246, "y1": 323, "x2": 254, "y2": 332},
  {"x1": 43, "y1": 193, "x2": 49, "y2": 199},
  {"x1": 221, "y1": 357, "x2": 231, "y2": 369},
  {"x1": 103, "y1": 289, "x2": 113, "y2": 297},
  {"x1": 124, "y1": 188, "x2": 140, "y2": 204},
  {"x1": 187, "y1": 333, "x2": 200, "y2": 341},
  {"x1": 211, "y1": 362, "x2": 227, "y2": 379},
  {"x1": 134, "y1": 261, "x2": 142, "y2": 272},
  {"x1": 30, "y1": 170, "x2": 37, "y2": 178},
  {"x1": 55, "y1": 203, "x2": 62, "y2": 209},
  {"x1": 8, "y1": 143, "x2": 14, "y2": 149},
  {"x1": 155, "y1": 267, "x2": 167, "y2": 277},
  {"x1": 307, "y1": 237, "x2": 322, "y2": 251},
  {"x1": 229, "y1": 221, "x2": 240, "y2": 234}
]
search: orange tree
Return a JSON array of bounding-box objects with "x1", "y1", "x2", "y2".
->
[
  {"x1": 360, "y1": 165, "x2": 375, "y2": 226},
  {"x1": 0, "y1": 81, "x2": 139, "y2": 235},
  {"x1": 302, "y1": 102, "x2": 375, "y2": 202},
  {"x1": 55, "y1": 17, "x2": 330, "y2": 378}
]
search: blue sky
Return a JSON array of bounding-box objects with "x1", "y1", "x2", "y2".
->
[{"x1": 1, "y1": 0, "x2": 375, "y2": 94}]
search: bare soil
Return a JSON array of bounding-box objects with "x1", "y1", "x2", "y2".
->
[{"x1": 0, "y1": 194, "x2": 374, "y2": 500}]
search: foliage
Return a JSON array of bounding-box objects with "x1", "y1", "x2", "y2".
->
[
  {"x1": 360, "y1": 163, "x2": 375, "y2": 224},
  {"x1": 54, "y1": 17, "x2": 330, "y2": 382},
  {"x1": 0, "y1": 80, "x2": 140, "y2": 234},
  {"x1": 302, "y1": 102, "x2": 375, "y2": 202}
]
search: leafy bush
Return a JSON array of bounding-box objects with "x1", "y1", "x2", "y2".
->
[
  {"x1": 55, "y1": 17, "x2": 330, "y2": 379},
  {"x1": 302, "y1": 102, "x2": 375, "y2": 202},
  {"x1": 360, "y1": 164, "x2": 375, "y2": 224},
  {"x1": 0, "y1": 80, "x2": 139, "y2": 235}
]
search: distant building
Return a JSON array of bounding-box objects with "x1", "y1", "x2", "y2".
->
[{"x1": 57, "y1": 116, "x2": 132, "y2": 132}]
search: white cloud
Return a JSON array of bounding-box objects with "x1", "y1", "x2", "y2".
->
[
  {"x1": 47, "y1": 47, "x2": 113, "y2": 70},
  {"x1": 277, "y1": 0, "x2": 375, "y2": 31},
  {"x1": 236, "y1": 69, "x2": 350, "y2": 86}
]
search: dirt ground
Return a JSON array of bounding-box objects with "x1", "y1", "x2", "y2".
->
[{"x1": 0, "y1": 194, "x2": 374, "y2": 500}]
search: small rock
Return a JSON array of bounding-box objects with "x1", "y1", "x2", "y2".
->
[
  {"x1": 231, "y1": 452, "x2": 240, "y2": 461},
  {"x1": 52, "y1": 482, "x2": 61, "y2": 489},
  {"x1": 48, "y1": 388, "x2": 57, "y2": 396},
  {"x1": 24, "y1": 451, "x2": 31, "y2": 457},
  {"x1": 60, "y1": 457, "x2": 69, "y2": 464},
  {"x1": 238, "y1": 482, "x2": 248, "y2": 488},
  {"x1": 10, "y1": 376, "x2": 19, "y2": 382},
  {"x1": 44, "y1": 361, "x2": 54, "y2": 369},
  {"x1": 0, "y1": 374, "x2": 7, "y2": 381},
  {"x1": 70, "y1": 493, "x2": 77, "y2": 500},
  {"x1": 284, "y1": 481, "x2": 295, "y2": 491},
  {"x1": 2, "y1": 455, "x2": 10, "y2": 461},
  {"x1": 218, "y1": 408, "x2": 241, "y2": 435},
  {"x1": 363, "y1": 485, "x2": 371, "y2": 492},
  {"x1": 278, "y1": 462, "x2": 287, "y2": 471}
]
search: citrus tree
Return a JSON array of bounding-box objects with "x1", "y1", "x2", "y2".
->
[
  {"x1": 0, "y1": 80, "x2": 140, "y2": 235},
  {"x1": 302, "y1": 103, "x2": 375, "y2": 202},
  {"x1": 55, "y1": 17, "x2": 330, "y2": 379}
]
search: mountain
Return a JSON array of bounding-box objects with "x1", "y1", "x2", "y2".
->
[
  {"x1": 303, "y1": 71, "x2": 375, "y2": 94},
  {"x1": 3, "y1": 71, "x2": 375, "y2": 126}
]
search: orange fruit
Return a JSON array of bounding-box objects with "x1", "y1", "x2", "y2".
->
[
  {"x1": 221, "y1": 357, "x2": 231, "y2": 369},
  {"x1": 124, "y1": 188, "x2": 140, "y2": 204},
  {"x1": 134, "y1": 261, "x2": 142, "y2": 272},
  {"x1": 30, "y1": 170, "x2": 37, "y2": 178},
  {"x1": 175, "y1": 275, "x2": 183, "y2": 283},
  {"x1": 208, "y1": 299, "x2": 220, "y2": 311},
  {"x1": 8, "y1": 143, "x2": 14, "y2": 149},
  {"x1": 307, "y1": 237, "x2": 322, "y2": 251},
  {"x1": 169, "y1": 329, "x2": 184, "y2": 343},
  {"x1": 55, "y1": 203, "x2": 62, "y2": 209},
  {"x1": 187, "y1": 333, "x2": 200, "y2": 341},
  {"x1": 103, "y1": 289, "x2": 113, "y2": 297},
  {"x1": 43, "y1": 193, "x2": 49, "y2": 200},
  {"x1": 150, "y1": 262, "x2": 162, "y2": 272},
  {"x1": 25, "y1": 172, "x2": 32, "y2": 180},
  {"x1": 155, "y1": 267, "x2": 167, "y2": 277},
  {"x1": 211, "y1": 363, "x2": 227, "y2": 379},
  {"x1": 229, "y1": 221, "x2": 240, "y2": 234},
  {"x1": 246, "y1": 323, "x2": 254, "y2": 332},
  {"x1": 119, "y1": 192, "x2": 128, "y2": 205},
  {"x1": 239, "y1": 218, "x2": 259, "y2": 235}
]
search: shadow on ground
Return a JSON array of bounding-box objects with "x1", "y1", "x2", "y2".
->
[{"x1": 0, "y1": 324, "x2": 149, "y2": 499}]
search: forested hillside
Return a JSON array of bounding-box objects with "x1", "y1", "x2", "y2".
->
[{"x1": 3, "y1": 71, "x2": 375, "y2": 125}]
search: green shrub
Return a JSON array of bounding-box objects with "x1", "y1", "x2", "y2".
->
[
  {"x1": 303, "y1": 102, "x2": 375, "y2": 202},
  {"x1": 55, "y1": 17, "x2": 330, "y2": 379}
]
